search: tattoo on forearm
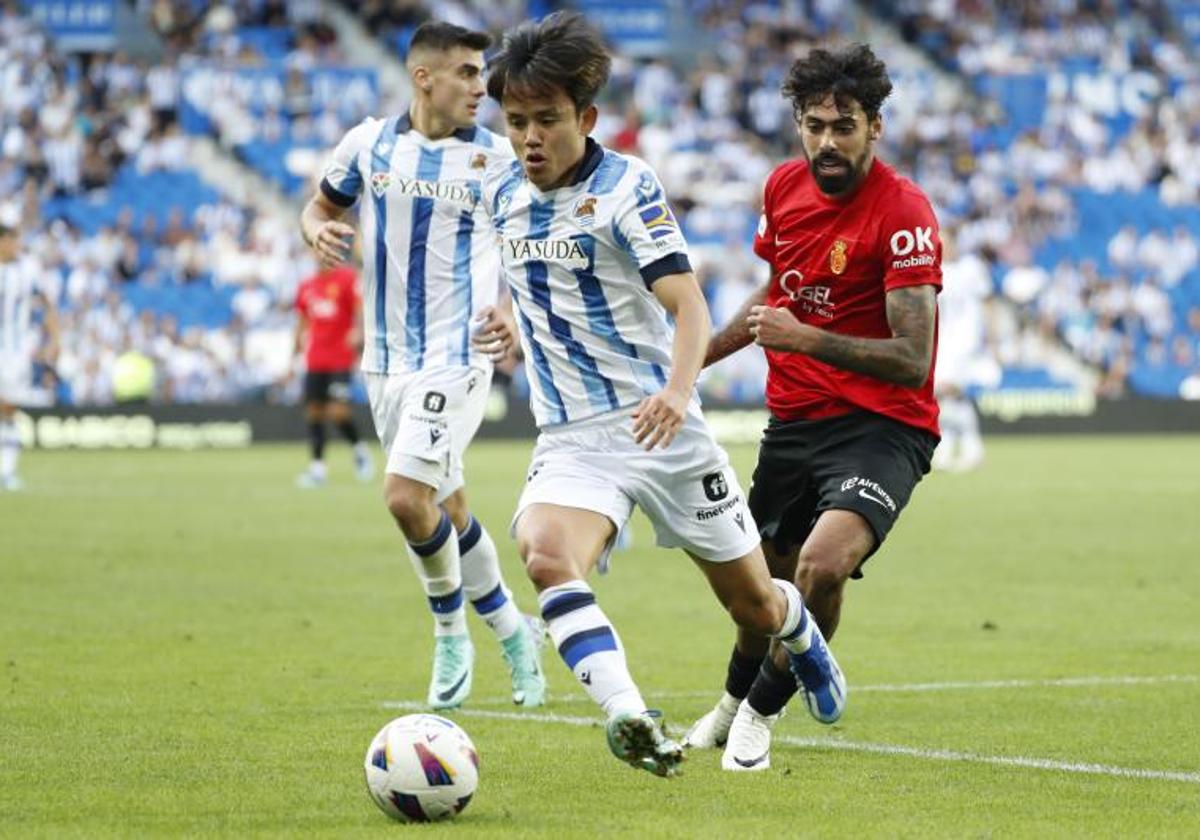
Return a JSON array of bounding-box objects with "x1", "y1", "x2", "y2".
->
[{"x1": 806, "y1": 285, "x2": 935, "y2": 387}]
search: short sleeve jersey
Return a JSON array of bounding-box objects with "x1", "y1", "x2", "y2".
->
[
  {"x1": 320, "y1": 113, "x2": 514, "y2": 374},
  {"x1": 481, "y1": 138, "x2": 692, "y2": 428},
  {"x1": 0, "y1": 257, "x2": 40, "y2": 361},
  {"x1": 753, "y1": 158, "x2": 942, "y2": 436},
  {"x1": 296, "y1": 266, "x2": 360, "y2": 372}
]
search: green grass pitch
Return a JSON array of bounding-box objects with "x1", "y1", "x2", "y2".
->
[{"x1": 2, "y1": 435, "x2": 1198, "y2": 837}]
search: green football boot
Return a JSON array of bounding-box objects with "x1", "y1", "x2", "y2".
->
[{"x1": 427, "y1": 634, "x2": 474, "y2": 710}]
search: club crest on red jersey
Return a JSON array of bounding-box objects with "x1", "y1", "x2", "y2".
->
[{"x1": 830, "y1": 239, "x2": 848, "y2": 275}]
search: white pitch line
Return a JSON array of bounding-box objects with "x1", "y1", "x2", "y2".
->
[
  {"x1": 850, "y1": 673, "x2": 1199, "y2": 694},
  {"x1": 387, "y1": 674, "x2": 1199, "y2": 708},
  {"x1": 774, "y1": 735, "x2": 1200, "y2": 785},
  {"x1": 379, "y1": 701, "x2": 1200, "y2": 785}
]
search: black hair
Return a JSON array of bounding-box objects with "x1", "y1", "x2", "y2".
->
[
  {"x1": 409, "y1": 20, "x2": 492, "y2": 54},
  {"x1": 782, "y1": 43, "x2": 893, "y2": 120},
  {"x1": 485, "y1": 12, "x2": 611, "y2": 114}
]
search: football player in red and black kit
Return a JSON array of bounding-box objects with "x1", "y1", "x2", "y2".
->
[
  {"x1": 293, "y1": 264, "x2": 374, "y2": 487},
  {"x1": 686, "y1": 44, "x2": 942, "y2": 770}
]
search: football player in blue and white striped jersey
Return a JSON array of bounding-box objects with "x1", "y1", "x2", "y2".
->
[
  {"x1": 0, "y1": 215, "x2": 59, "y2": 491},
  {"x1": 299, "y1": 21, "x2": 545, "y2": 711},
  {"x1": 482, "y1": 13, "x2": 845, "y2": 777}
]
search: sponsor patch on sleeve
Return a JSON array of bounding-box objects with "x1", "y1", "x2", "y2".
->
[{"x1": 637, "y1": 201, "x2": 680, "y2": 240}]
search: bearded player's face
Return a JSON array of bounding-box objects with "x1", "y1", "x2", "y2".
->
[{"x1": 798, "y1": 93, "x2": 880, "y2": 197}]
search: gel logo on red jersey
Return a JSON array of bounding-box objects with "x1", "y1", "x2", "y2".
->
[
  {"x1": 889, "y1": 226, "x2": 937, "y2": 270},
  {"x1": 778, "y1": 269, "x2": 836, "y2": 318}
]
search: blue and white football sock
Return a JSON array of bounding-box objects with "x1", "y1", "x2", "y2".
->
[
  {"x1": 0, "y1": 420, "x2": 19, "y2": 481},
  {"x1": 407, "y1": 511, "x2": 467, "y2": 637},
  {"x1": 538, "y1": 580, "x2": 644, "y2": 718},
  {"x1": 771, "y1": 578, "x2": 815, "y2": 653},
  {"x1": 457, "y1": 515, "x2": 522, "y2": 641}
]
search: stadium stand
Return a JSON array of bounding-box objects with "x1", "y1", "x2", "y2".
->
[{"x1": 3, "y1": 0, "x2": 1198, "y2": 406}]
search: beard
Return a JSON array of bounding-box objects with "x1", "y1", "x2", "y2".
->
[{"x1": 809, "y1": 149, "x2": 869, "y2": 195}]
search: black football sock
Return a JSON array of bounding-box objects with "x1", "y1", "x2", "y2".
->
[
  {"x1": 308, "y1": 422, "x2": 326, "y2": 461},
  {"x1": 337, "y1": 419, "x2": 360, "y2": 445},
  {"x1": 745, "y1": 658, "x2": 799, "y2": 717},
  {"x1": 725, "y1": 645, "x2": 765, "y2": 700}
]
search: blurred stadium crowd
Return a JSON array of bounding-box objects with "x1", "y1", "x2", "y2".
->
[{"x1": 2, "y1": 0, "x2": 1198, "y2": 407}]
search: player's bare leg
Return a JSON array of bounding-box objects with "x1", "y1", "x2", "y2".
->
[
  {"x1": 715, "y1": 512, "x2": 867, "y2": 769},
  {"x1": 517, "y1": 503, "x2": 681, "y2": 776},
  {"x1": 792, "y1": 509, "x2": 875, "y2": 639},
  {"x1": 441, "y1": 489, "x2": 546, "y2": 707},
  {"x1": 687, "y1": 544, "x2": 843, "y2": 770},
  {"x1": 684, "y1": 540, "x2": 796, "y2": 749}
]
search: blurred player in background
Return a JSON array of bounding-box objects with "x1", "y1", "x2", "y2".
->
[
  {"x1": 299, "y1": 21, "x2": 545, "y2": 710},
  {"x1": 0, "y1": 212, "x2": 59, "y2": 492},
  {"x1": 688, "y1": 44, "x2": 941, "y2": 770},
  {"x1": 482, "y1": 12, "x2": 843, "y2": 777},
  {"x1": 292, "y1": 262, "x2": 374, "y2": 488},
  {"x1": 931, "y1": 230, "x2": 992, "y2": 472}
]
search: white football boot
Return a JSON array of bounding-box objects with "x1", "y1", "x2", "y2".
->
[
  {"x1": 683, "y1": 692, "x2": 741, "y2": 748},
  {"x1": 352, "y1": 443, "x2": 375, "y2": 482},
  {"x1": 295, "y1": 463, "x2": 327, "y2": 489},
  {"x1": 720, "y1": 700, "x2": 783, "y2": 772}
]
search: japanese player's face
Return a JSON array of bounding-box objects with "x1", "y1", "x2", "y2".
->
[
  {"x1": 424, "y1": 47, "x2": 486, "y2": 128},
  {"x1": 503, "y1": 87, "x2": 597, "y2": 191},
  {"x1": 797, "y1": 94, "x2": 880, "y2": 197}
]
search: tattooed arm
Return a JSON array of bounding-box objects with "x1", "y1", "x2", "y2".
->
[
  {"x1": 704, "y1": 278, "x2": 771, "y2": 368},
  {"x1": 747, "y1": 285, "x2": 937, "y2": 388}
]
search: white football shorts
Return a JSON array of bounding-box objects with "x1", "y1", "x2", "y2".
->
[
  {"x1": 365, "y1": 365, "x2": 492, "y2": 503},
  {"x1": 513, "y1": 407, "x2": 760, "y2": 565},
  {"x1": 0, "y1": 355, "x2": 31, "y2": 405}
]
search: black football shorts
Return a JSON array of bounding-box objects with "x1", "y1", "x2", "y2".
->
[
  {"x1": 304, "y1": 370, "x2": 352, "y2": 404},
  {"x1": 747, "y1": 410, "x2": 937, "y2": 578}
]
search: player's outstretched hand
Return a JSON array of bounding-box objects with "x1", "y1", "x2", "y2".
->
[
  {"x1": 471, "y1": 305, "x2": 517, "y2": 362},
  {"x1": 311, "y1": 221, "x2": 356, "y2": 268},
  {"x1": 748, "y1": 304, "x2": 805, "y2": 352},
  {"x1": 631, "y1": 387, "x2": 688, "y2": 451}
]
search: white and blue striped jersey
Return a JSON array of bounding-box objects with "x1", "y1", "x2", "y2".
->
[
  {"x1": 0, "y1": 257, "x2": 39, "y2": 363},
  {"x1": 481, "y1": 139, "x2": 694, "y2": 428},
  {"x1": 320, "y1": 113, "x2": 514, "y2": 374}
]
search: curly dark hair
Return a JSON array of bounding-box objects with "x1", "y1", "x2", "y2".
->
[
  {"x1": 782, "y1": 43, "x2": 893, "y2": 120},
  {"x1": 486, "y1": 12, "x2": 611, "y2": 114}
]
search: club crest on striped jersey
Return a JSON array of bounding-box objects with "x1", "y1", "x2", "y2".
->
[
  {"x1": 503, "y1": 237, "x2": 589, "y2": 269},
  {"x1": 572, "y1": 196, "x2": 598, "y2": 228},
  {"x1": 470, "y1": 153, "x2": 487, "y2": 170},
  {"x1": 370, "y1": 171, "x2": 393, "y2": 197}
]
